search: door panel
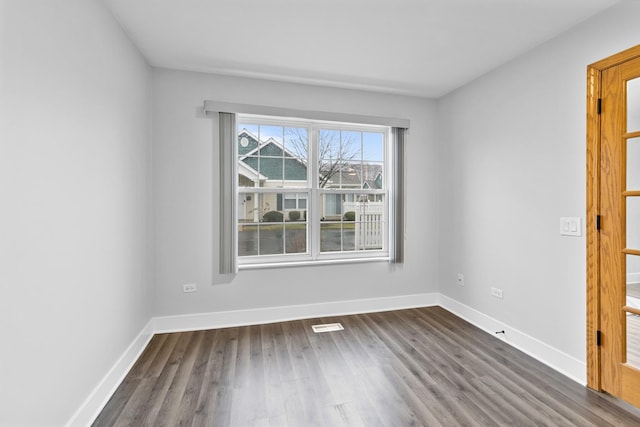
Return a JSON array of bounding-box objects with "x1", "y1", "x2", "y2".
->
[{"x1": 600, "y1": 55, "x2": 640, "y2": 408}]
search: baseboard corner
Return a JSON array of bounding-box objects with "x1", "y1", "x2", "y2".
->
[
  {"x1": 438, "y1": 294, "x2": 587, "y2": 385},
  {"x1": 65, "y1": 319, "x2": 155, "y2": 427}
]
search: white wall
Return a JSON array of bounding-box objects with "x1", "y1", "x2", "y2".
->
[
  {"x1": 0, "y1": 0, "x2": 152, "y2": 425},
  {"x1": 152, "y1": 69, "x2": 438, "y2": 317},
  {"x1": 438, "y1": 0, "x2": 640, "y2": 365}
]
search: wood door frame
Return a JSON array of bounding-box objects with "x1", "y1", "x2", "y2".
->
[{"x1": 587, "y1": 44, "x2": 640, "y2": 390}]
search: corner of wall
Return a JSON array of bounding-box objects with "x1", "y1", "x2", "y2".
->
[
  {"x1": 65, "y1": 320, "x2": 155, "y2": 427},
  {"x1": 438, "y1": 294, "x2": 587, "y2": 385}
]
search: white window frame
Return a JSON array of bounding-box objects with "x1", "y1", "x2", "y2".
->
[{"x1": 237, "y1": 114, "x2": 391, "y2": 268}]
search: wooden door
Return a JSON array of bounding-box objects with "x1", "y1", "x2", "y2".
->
[{"x1": 588, "y1": 45, "x2": 640, "y2": 408}]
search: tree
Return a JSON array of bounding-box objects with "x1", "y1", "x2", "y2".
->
[{"x1": 284, "y1": 128, "x2": 359, "y2": 188}]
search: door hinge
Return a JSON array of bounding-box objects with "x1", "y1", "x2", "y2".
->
[
  {"x1": 597, "y1": 330, "x2": 602, "y2": 346},
  {"x1": 597, "y1": 98, "x2": 602, "y2": 115},
  {"x1": 596, "y1": 214, "x2": 601, "y2": 230}
]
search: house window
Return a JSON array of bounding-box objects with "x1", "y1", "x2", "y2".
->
[
  {"x1": 284, "y1": 193, "x2": 307, "y2": 210},
  {"x1": 236, "y1": 115, "x2": 390, "y2": 266}
]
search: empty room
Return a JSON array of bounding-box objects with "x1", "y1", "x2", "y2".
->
[{"x1": 5, "y1": 0, "x2": 640, "y2": 425}]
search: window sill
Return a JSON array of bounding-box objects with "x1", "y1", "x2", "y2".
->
[{"x1": 238, "y1": 256, "x2": 390, "y2": 271}]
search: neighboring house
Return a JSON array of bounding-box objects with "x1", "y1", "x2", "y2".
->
[
  {"x1": 237, "y1": 129, "x2": 382, "y2": 222},
  {"x1": 237, "y1": 129, "x2": 308, "y2": 222}
]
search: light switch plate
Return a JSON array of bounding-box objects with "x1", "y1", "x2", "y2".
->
[{"x1": 560, "y1": 217, "x2": 582, "y2": 236}]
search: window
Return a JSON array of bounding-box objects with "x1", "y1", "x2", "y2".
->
[
  {"x1": 236, "y1": 115, "x2": 391, "y2": 266},
  {"x1": 284, "y1": 193, "x2": 307, "y2": 210}
]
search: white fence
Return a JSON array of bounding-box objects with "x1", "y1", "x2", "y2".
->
[{"x1": 343, "y1": 201, "x2": 384, "y2": 249}]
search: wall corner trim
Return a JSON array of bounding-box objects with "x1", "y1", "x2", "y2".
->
[{"x1": 438, "y1": 294, "x2": 587, "y2": 385}]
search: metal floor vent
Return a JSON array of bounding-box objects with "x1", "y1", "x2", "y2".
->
[{"x1": 311, "y1": 323, "x2": 344, "y2": 333}]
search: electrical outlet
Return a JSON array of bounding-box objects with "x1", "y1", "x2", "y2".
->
[
  {"x1": 491, "y1": 287, "x2": 503, "y2": 299},
  {"x1": 182, "y1": 283, "x2": 197, "y2": 293},
  {"x1": 457, "y1": 273, "x2": 464, "y2": 286}
]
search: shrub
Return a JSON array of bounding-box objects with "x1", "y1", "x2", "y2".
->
[
  {"x1": 303, "y1": 210, "x2": 307, "y2": 220},
  {"x1": 263, "y1": 210, "x2": 283, "y2": 222},
  {"x1": 343, "y1": 211, "x2": 356, "y2": 221},
  {"x1": 288, "y1": 210, "x2": 301, "y2": 221}
]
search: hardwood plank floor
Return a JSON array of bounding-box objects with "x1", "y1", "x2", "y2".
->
[{"x1": 93, "y1": 307, "x2": 640, "y2": 426}]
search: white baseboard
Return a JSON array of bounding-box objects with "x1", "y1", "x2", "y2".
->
[
  {"x1": 69, "y1": 292, "x2": 588, "y2": 425},
  {"x1": 438, "y1": 294, "x2": 587, "y2": 385},
  {"x1": 152, "y1": 293, "x2": 440, "y2": 333},
  {"x1": 65, "y1": 319, "x2": 155, "y2": 427},
  {"x1": 68, "y1": 293, "x2": 437, "y2": 426}
]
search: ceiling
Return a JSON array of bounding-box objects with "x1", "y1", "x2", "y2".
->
[{"x1": 102, "y1": 0, "x2": 619, "y2": 98}]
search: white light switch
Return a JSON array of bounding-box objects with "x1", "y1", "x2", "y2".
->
[{"x1": 560, "y1": 217, "x2": 582, "y2": 237}]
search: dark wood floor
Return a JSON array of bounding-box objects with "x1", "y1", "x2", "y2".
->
[{"x1": 93, "y1": 307, "x2": 640, "y2": 426}]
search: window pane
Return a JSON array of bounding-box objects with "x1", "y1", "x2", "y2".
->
[
  {"x1": 259, "y1": 190, "x2": 284, "y2": 256},
  {"x1": 321, "y1": 193, "x2": 343, "y2": 218},
  {"x1": 347, "y1": 194, "x2": 385, "y2": 250},
  {"x1": 258, "y1": 193, "x2": 282, "y2": 222},
  {"x1": 238, "y1": 223, "x2": 258, "y2": 256},
  {"x1": 319, "y1": 130, "x2": 364, "y2": 189},
  {"x1": 628, "y1": 254, "x2": 640, "y2": 367},
  {"x1": 285, "y1": 224, "x2": 307, "y2": 254},
  {"x1": 259, "y1": 125, "x2": 284, "y2": 145},
  {"x1": 256, "y1": 149, "x2": 283, "y2": 188},
  {"x1": 283, "y1": 157, "x2": 307, "y2": 185},
  {"x1": 320, "y1": 221, "x2": 342, "y2": 252},
  {"x1": 628, "y1": 77, "x2": 640, "y2": 133},
  {"x1": 238, "y1": 126, "x2": 260, "y2": 155},
  {"x1": 363, "y1": 132, "x2": 384, "y2": 162},
  {"x1": 319, "y1": 129, "x2": 341, "y2": 188},
  {"x1": 238, "y1": 124, "x2": 310, "y2": 188},
  {"x1": 259, "y1": 224, "x2": 283, "y2": 255},
  {"x1": 627, "y1": 314, "x2": 640, "y2": 368},
  {"x1": 319, "y1": 193, "x2": 385, "y2": 253},
  {"x1": 238, "y1": 192, "x2": 260, "y2": 223},
  {"x1": 360, "y1": 162, "x2": 383, "y2": 190},
  {"x1": 238, "y1": 126, "x2": 261, "y2": 188},
  {"x1": 628, "y1": 196, "x2": 640, "y2": 250},
  {"x1": 238, "y1": 123, "x2": 259, "y2": 133},
  {"x1": 341, "y1": 163, "x2": 362, "y2": 188},
  {"x1": 284, "y1": 127, "x2": 308, "y2": 162},
  {"x1": 341, "y1": 223, "x2": 356, "y2": 251},
  {"x1": 342, "y1": 130, "x2": 362, "y2": 164},
  {"x1": 238, "y1": 193, "x2": 286, "y2": 256},
  {"x1": 628, "y1": 138, "x2": 640, "y2": 191},
  {"x1": 319, "y1": 223, "x2": 355, "y2": 252}
]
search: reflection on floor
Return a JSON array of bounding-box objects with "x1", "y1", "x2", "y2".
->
[
  {"x1": 628, "y1": 283, "x2": 640, "y2": 368},
  {"x1": 628, "y1": 283, "x2": 640, "y2": 299}
]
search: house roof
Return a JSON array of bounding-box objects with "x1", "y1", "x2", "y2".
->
[
  {"x1": 237, "y1": 129, "x2": 384, "y2": 188},
  {"x1": 238, "y1": 129, "x2": 307, "y2": 182},
  {"x1": 363, "y1": 180, "x2": 378, "y2": 190}
]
